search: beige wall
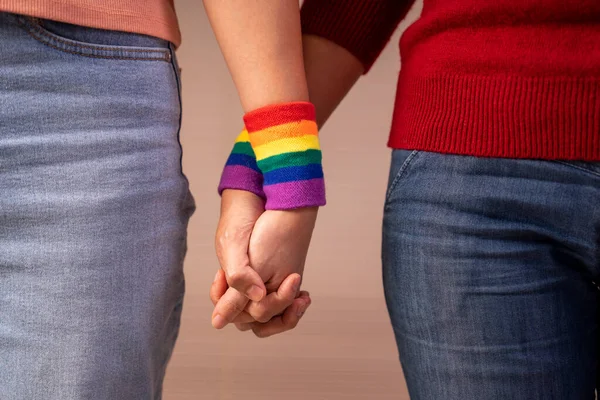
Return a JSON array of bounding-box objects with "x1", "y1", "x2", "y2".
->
[{"x1": 164, "y1": 1, "x2": 423, "y2": 398}]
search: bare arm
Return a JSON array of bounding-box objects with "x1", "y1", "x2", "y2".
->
[
  {"x1": 202, "y1": 0, "x2": 309, "y2": 111},
  {"x1": 302, "y1": 34, "x2": 364, "y2": 127},
  {"x1": 203, "y1": 2, "x2": 363, "y2": 120}
]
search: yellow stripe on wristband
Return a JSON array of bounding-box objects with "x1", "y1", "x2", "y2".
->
[
  {"x1": 236, "y1": 129, "x2": 250, "y2": 142},
  {"x1": 249, "y1": 120, "x2": 318, "y2": 147},
  {"x1": 253, "y1": 135, "x2": 321, "y2": 160}
]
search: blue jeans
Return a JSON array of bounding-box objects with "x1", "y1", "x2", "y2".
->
[
  {"x1": 0, "y1": 13, "x2": 195, "y2": 399},
  {"x1": 383, "y1": 149, "x2": 600, "y2": 399}
]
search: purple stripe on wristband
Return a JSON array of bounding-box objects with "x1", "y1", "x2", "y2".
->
[
  {"x1": 218, "y1": 165, "x2": 266, "y2": 199},
  {"x1": 263, "y1": 178, "x2": 326, "y2": 210}
]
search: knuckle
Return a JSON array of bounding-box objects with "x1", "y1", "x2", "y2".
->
[
  {"x1": 251, "y1": 307, "x2": 271, "y2": 324},
  {"x1": 252, "y1": 328, "x2": 269, "y2": 339},
  {"x1": 219, "y1": 226, "x2": 250, "y2": 245},
  {"x1": 226, "y1": 270, "x2": 246, "y2": 287},
  {"x1": 255, "y1": 314, "x2": 271, "y2": 324},
  {"x1": 215, "y1": 232, "x2": 227, "y2": 251},
  {"x1": 287, "y1": 318, "x2": 299, "y2": 330},
  {"x1": 234, "y1": 323, "x2": 246, "y2": 331}
]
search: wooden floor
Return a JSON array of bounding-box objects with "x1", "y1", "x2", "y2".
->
[{"x1": 163, "y1": 293, "x2": 410, "y2": 400}]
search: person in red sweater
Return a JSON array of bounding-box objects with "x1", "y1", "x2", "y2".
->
[{"x1": 208, "y1": 1, "x2": 600, "y2": 398}]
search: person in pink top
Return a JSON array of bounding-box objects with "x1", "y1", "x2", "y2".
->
[{"x1": 0, "y1": 1, "x2": 312, "y2": 398}]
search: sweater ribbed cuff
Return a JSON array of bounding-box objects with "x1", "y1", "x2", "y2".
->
[
  {"x1": 243, "y1": 102, "x2": 326, "y2": 210},
  {"x1": 218, "y1": 129, "x2": 266, "y2": 200},
  {"x1": 300, "y1": 0, "x2": 416, "y2": 73}
]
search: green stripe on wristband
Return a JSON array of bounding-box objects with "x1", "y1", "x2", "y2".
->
[
  {"x1": 231, "y1": 141, "x2": 255, "y2": 157},
  {"x1": 256, "y1": 149, "x2": 322, "y2": 173}
]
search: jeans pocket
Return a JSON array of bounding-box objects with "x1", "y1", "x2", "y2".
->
[
  {"x1": 384, "y1": 149, "x2": 422, "y2": 207},
  {"x1": 16, "y1": 16, "x2": 171, "y2": 61},
  {"x1": 552, "y1": 160, "x2": 600, "y2": 179}
]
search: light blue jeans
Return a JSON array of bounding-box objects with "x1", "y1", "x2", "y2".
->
[
  {"x1": 383, "y1": 149, "x2": 600, "y2": 399},
  {"x1": 0, "y1": 13, "x2": 195, "y2": 399}
]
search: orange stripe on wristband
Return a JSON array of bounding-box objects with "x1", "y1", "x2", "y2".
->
[{"x1": 249, "y1": 120, "x2": 318, "y2": 147}]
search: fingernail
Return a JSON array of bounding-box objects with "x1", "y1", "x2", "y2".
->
[
  {"x1": 212, "y1": 314, "x2": 227, "y2": 329},
  {"x1": 248, "y1": 285, "x2": 264, "y2": 301},
  {"x1": 213, "y1": 270, "x2": 220, "y2": 282},
  {"x1": 297, "y1": 301, "x2": 308, "y2": 317}
]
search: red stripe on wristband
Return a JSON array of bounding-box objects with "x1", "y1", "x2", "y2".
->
[{"x1": 244, "y1": 102, "x2": 316, "y2": 132}]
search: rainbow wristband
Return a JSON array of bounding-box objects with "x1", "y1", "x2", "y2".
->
[
  {"x1": 218, "y1": 129, "x2": 266, "y2": 200},
  {"x1": 244, "y1": 102, "x2": 326, "y2": 210}
]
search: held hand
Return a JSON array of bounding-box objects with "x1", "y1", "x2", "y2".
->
[
  {"x1": 210, "y1": 269, "x2": 312, "y2": 337},
  {"x1": 214, "y1": 189, "x2": 266, "y2": 305},
  {"x1": 248, "y1": 207, "x2": 318, "y2": 293},
  {"x1": 212, "y1": 200, "x2": 317, "y2": 334}
]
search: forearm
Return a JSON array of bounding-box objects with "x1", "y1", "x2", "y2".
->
[
  {"x1": 202, "y1": 0, "x2": 308, "y2": 111},
  {"x1": 301, "y1": 0, "x2": 418, "y2": 125},
  {"x1": 302, "y1": 35, "x2": 364, "y2": 128},
  {"x1": 207, "y1": 1, "x2": 328, "y2": 209}
]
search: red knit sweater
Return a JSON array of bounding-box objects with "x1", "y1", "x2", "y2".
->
[{"x1": 301, "y1": 0, "x2": 600, "y2": 161}]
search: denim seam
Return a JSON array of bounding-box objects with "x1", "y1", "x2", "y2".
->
[
  {"x1": 168, "y1": 43, "x2": 190, "y2": 187},
  {"x1": 554, "y1": 161, "x2": 600, "y2": 179},
  {"x1": 17, "y1": 17, "x2": 171, "y2": 62},
  {"x1": 384, "y1": 150, "x2": 421, "y2": 206}
]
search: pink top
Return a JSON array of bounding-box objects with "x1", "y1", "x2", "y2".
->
[{"x1": 0, "y1": 0, "x2": 181, "y2": 46}]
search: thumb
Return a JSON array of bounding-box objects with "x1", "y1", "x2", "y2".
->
[
  {"x1": 224, "y1": 254, "x2": 265, "y2": 302},
  {"x1": 216, "y1": 228, "x2": 265, "y2": 302}
]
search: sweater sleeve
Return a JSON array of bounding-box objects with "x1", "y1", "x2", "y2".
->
[{"x1": 300, "y1": 0, "x2": 416, "y2": 73}]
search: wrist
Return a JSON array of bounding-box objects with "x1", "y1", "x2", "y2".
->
[{"x1": 221, "y1": 189, "x2": 265, "y2": 217}]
